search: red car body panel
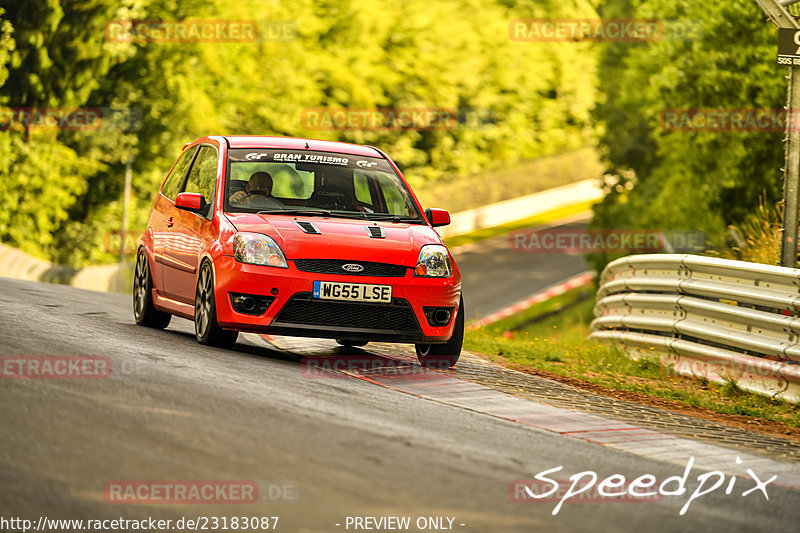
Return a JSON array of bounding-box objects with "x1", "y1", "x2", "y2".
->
[
  {"x1": 224, "y1": 214, "x2": 441, "y2": 263},
  {"x1": 140, "y1": 135, "x2": 462, "y2": 343}
]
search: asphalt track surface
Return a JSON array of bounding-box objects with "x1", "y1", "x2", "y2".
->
[
  {"x1": 454, "y1": 219, "x2": 590, "y2": 320},
  {"x1": 1, "y1": 276, "x2": 799, "y2": 533}
]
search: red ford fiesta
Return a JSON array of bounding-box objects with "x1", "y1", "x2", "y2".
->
[{"x1": 134, "y1": 136, "x2": 463, "y2": 367}]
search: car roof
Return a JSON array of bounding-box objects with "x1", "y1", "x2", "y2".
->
[{"x1": 221, "y1": 135, "x2": 384, "y2": 158}]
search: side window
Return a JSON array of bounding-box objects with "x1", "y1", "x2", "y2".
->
[
  {"x1": 161, "y1": 147, "x2": 196, "y2": 200},
  {"x1": 183, "y1": 145, "x2": 218, "y2": 215}
]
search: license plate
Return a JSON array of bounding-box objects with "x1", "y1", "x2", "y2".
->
[{"x1": 313, "y1": 281, "x2": 392, "y2": 303}]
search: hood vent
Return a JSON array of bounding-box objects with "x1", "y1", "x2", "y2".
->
[
  {"x1": 296, "y1": 221, "x2": 321, "y2": 234},
  {"x1": 366, "y1": 226, "x2": 385, "y2": 239}
]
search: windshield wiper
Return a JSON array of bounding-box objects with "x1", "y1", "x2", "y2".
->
[
  {"x1": 257, "y1": 209, "x2": 332, "y2": 216},
  {"x1": 363, "y1": 213, "x2": 423, "y2": 223},
  {"x1": 257, "y1": 209, "x2": 368, "y2": 220}
]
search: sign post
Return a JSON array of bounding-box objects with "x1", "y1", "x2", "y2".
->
[
  {"x1": 755, "y1": 0, "x2": 800, "y2": 267},
  {"x1": 120, "y1": 155, "x2": 133, "y2": 263}
]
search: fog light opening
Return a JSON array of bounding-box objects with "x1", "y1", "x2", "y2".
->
[
  {"x1": 230, "y1": 293, "x2": 275, "y2": 316},
  {"x1": 423, "y1": 306, "x2": 455, "y2": 327},
  {"x1": 434, "y1": 309, "x2": 451, "y2": 325},
  {"x1": 240, "y1": 296, "x2": 256, "y2": 312}
]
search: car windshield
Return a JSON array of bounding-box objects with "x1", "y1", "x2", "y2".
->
[{"x1": 225, "y1": 149, "x2": 423, "y2": 221}]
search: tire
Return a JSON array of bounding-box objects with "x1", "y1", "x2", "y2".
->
[
  {"x1": 415, "y1": 295, "x2": 464, "y2": 368},
  {"x1": 133, "y1": 249, "x2": 171, "y2": 329},
  {"x1": 336, "y1": 339, "x2": 368, "y2": 347},
  {"x1": 195, "y1": 261, "x2": 239, "y2": 347}
]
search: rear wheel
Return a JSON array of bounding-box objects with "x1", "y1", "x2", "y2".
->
[
  {"x1": 195, "y1": 261, "x2": 239, "y2": 347},
  {"x1": 133, "y1": 249, "x2": 171, "y2": 329},
  {"x1": 415, "y1": 295, "x2": 464, "y2": 368}
]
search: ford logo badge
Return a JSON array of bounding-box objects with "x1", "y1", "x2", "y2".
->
[{"x1": 342, "y1": 263, "x2": 364, "y2": 273}]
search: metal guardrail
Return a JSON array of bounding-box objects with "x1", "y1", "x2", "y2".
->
[{"x1": 590, "y1": 254, "x2": 800, "y2": 403}]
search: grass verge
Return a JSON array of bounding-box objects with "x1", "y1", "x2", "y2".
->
[{"x1": 464, "y1": 287, "x2": 800, "y2": 431}]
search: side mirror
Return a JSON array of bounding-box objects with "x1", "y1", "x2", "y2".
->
[
  {"x1": 175, "y1": 192, "x2": 206, "y2": 213},
  {"x1": 425, "y1": 208, "x2": 451, "y2": 228}
]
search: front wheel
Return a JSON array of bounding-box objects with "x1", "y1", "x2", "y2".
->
[
  {"x1": 133, "y1": 249, "x2": 171, "y2": 329},
  {"x1": 415, "y1": 296, "x2": 464, "y2": 368},
  {"x1": 195, "y1": 261, "x2": 239, "y2": 347}
]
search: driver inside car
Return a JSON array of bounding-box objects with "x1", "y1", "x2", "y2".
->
[{"x1": 230, "y1": 171, "x2": 283, "y2": 208}]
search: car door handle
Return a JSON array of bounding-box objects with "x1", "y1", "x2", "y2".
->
[{"x1": 166, "y1": 218, "x2": 174, "y2": 228}]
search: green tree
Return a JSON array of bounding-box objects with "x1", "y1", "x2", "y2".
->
[
  {"x1": 2, "y1": 0, "x2": 603, "y2": 266},
  {"x1": 0, "y1": 1, "x2": 119, "y2": 258},
  {"x1": 590, "y1": 0, "x2": 785, "y2": 270}
]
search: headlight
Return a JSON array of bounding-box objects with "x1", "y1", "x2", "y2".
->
[
  {"x1": 233, "y1": 232, "x2": 288, "y2": 268},
  {"x1": 414, "y1": 244, "x2": 452, "y2": 277}
]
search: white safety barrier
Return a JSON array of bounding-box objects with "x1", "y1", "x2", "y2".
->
[
  {"x1": 436, "y1": 179, "x2": 603, "y2": 238},
  {"x1": 591, "y1": 254, "x2": 800, "y2": 403},
  {"x1": 0, "y1": 242, "x2": 54, "y2": 282},
  {"x1": 0, "y1": 243, "x2": 132, "y2": 293}
]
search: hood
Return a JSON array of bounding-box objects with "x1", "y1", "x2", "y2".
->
[{"x1": 224, "y1": 213, "x2": 444, "y2": 265}]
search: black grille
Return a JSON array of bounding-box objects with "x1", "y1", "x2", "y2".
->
[
  {"x1": 273, "y1": 293, "x2": 420, "y2": 333},
  {"x1": 294, "y1": 259, "x2": 408, "y2": 277}
]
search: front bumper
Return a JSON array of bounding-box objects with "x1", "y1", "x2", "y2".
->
[{"x1": 212, "y1": 255, "x2": 461, "y2": 343}]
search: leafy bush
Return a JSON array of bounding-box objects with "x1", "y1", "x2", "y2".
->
[{"x1": 590, "y1": 0, "x2": 785, "y2": 272}]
